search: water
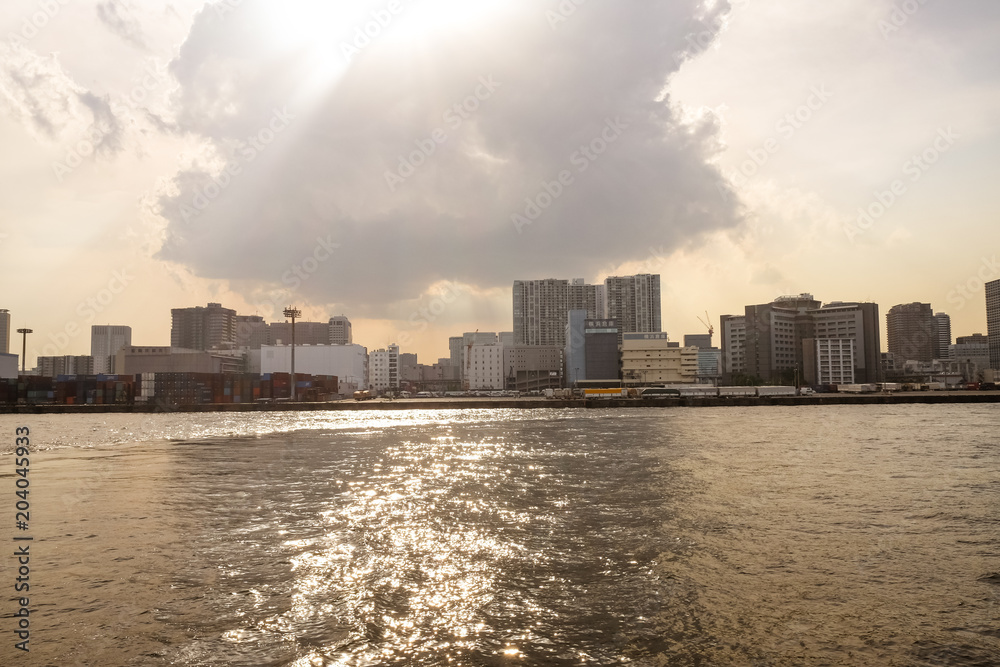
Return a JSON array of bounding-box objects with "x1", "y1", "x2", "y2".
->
[{"x1": 1, "y1": 406, "x2": 998, "y2": 665}]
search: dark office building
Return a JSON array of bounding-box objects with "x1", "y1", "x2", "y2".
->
[
  {"x1": 887, "y1": 302, "x2": 936, "y2": 364},
  {"x1": 583, "y1": 319, "x2": 620, "y2": 381}
]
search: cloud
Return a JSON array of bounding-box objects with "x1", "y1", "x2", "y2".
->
[
  {"x1": 153, "y1": 0, "x2": 744, "y2": 316},
  {"x1": 96, "y1": 0, "x2": 148, "y2": 49},
  {"x1": 0, "y1": 42, "x2": 124, "y2": 154}
]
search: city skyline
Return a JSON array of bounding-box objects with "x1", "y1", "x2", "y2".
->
[
  {"x1": 8, "y1": 283, "x2": 994, "y2": 374},
  {"x1": 2, "y1": 1, "x2": 999, "y2": 363}
]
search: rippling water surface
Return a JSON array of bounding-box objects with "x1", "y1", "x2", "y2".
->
[{"x1": 1, "y1": 406, "x2": 998, "y2": 665}]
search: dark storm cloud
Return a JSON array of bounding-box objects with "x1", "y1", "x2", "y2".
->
[{"x1": 155, "y1": 0, "x2": 741, "y2": 313}]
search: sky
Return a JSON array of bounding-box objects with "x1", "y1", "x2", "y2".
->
[{"x1": 2, "y1": 0, "x2": 999, "y2": 365}]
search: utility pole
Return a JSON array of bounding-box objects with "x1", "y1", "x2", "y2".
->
[
  {"x1": 16, "y1": 328, "x2": 31, "y2": 374},
  {"x1": 283, "y1": 307, "x2": 301, "y2": 401}
]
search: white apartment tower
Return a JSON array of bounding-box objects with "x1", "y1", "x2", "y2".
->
[
  {"x1": 369, "y1": 344, "x2": 400, "y2": 392},
  {"x1": 604, "y1": 274, "x2": 662, "y2": 335},
  {"x1": 813, "y1": 338, "x2": 856, "y2": 385},
  {"x1": 512, "y1": 279, "x2": 605, "y2": 347}
]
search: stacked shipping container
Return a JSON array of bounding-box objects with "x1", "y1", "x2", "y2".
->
[{"x1": 0, "y1": 372, "x2": 339, "y2": 406}]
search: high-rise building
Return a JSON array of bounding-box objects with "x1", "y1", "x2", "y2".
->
[
  {"x1": 269, "y1": 321, "x2": 330, "y2": 346},
  {"x1": 513, "y1": 274, "x2": 658, "y2": 349},
  {"x1": 721, "y1": 295, "x2": 881, "y2": 384},
  {"x1": 235, "y1": 315, "x2": 270, "y2": 349},
  {"x1": 513, "y1": 279, "x2": 605, "y2": 347},
  {"x1": 329, "y1": 316, "x2": 353, "y2": 345},
  {"x1": 449, "y1": 336, "x2": 463, "y2": 368},
  {"x1": 0, "y1": 309, "x2": 10, "y2": 354},
  {"x1": 987, "y1": 280, "x2": 1000, "y2": 370},
  {"x1": 809, "y1": 301, "x2": 881, "y2": 383},
  {"x1": 604, "y1": 274, "x2": 661, "y2": 336},
  {"x1": 934, "y1": 312, "x2": 951, "y2": 360},
  {"x1": 887, "y1": 303, "x2": 936, "y2": 363},
  {"x1": 720, "y1": 315, "x2": 746, "y2": 380},
  {"x1": 171, "y1": 303, "x2": 236, "y2": 351},
  {"x1": 742, "y1": 294, "x2": 822, "y2": 384},
  {"x1": 91, "y1": 325, "x2": 132, "y2": 374},
  {"x1": 369, "y1": 344, "x2": 400, "y2": 392}
]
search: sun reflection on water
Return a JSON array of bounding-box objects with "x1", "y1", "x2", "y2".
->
[{"x1": 241, "y1": 420, "x2": 541, "y2": 664}]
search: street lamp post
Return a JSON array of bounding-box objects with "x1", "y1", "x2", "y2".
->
[
  {"x1": 283, "y1": 307, "x2": 301, "y2": 402},
  {"x1": 16, "y1": 328, "x2": 32, "y2": 374}
]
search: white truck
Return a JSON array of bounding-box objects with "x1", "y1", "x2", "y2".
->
[
  {"x1": 677, "y1": 385, "x2": 719, "y2": 397},
  {"x1": 756, "y1": 386, "x2": 797, "y2": 397},
  {"x1": 838, "y1": 384, "x2": 878, "y2": 393},
  {"x1": 718, "y1": 386, "x2": 757, "y2": 397}
]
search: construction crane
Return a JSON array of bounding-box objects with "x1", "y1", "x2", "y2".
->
[{"x1": 697, "y1": 311, "x2": 714, "y2": 345}]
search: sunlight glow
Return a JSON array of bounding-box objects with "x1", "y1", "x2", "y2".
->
[
  {"x1": 390, "y1": 0, "x2": 511, "y2": 40},
  {"x1": 256, "y1": 0, "x2": 511, "y2": 96}
]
